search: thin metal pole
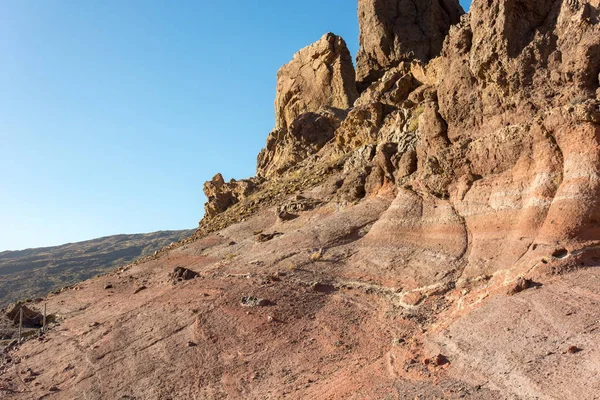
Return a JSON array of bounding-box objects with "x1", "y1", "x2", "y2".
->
[
  {"x1": 18, "y1": 308, "x2": 23, "y2": 343},
  {"x1": 43, "y1": 303, "x2": 47, "y2": 333}
]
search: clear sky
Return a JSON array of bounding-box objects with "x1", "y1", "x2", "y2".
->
[{"x1": 0, "y1": 0, "x2": 472, "y2": 251}]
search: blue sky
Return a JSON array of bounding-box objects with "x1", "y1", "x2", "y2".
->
[{"x1": 0, "y1": 0, "x2": 471, "y2": 251}]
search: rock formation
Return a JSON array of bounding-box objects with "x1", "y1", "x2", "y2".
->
[
  {"x1": 256, "y1": 33, "x2": 358, "y2": 177},
  {"x1": 203, "y1": 173, "x2": 258, "y2": 217},
  {"x1": 5, "y1": 1, "x2": 600, "y2": 399},
  {"x1": 355, "y1": 0, "x2": 464, "y2": 91}
]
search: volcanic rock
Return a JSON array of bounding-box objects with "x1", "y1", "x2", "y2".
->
[
  {"x1": 273, "y1": 32, "x2": 358, "y2": 132},
  {"x1": 356, "y1": 0, "x2": 464, "y2": 90},
  {"x1": 203, "y1": 173, "x2": 259, "y2": 217},
  {"x1": 276, "y1": 196, "x2": 323, "y2": 221},
  {"x1": 507, "y1": 277, "x2": 534, "y2": 295},
  {"x1": 257, "y1": 107, "x2": 347, "y2": 177},
  {"x1": 169, "y1": 267, "x2": 199, "y2": 282},
  {"x1": 257, "y1": 33, "x2": 358, "y2": 177},
  {"x1": 240, "y1": 296, "x2": 270, "y2": 307},
  {"x1": 8, "y1": 1, "x2": 600, "y2": 399},
  {"x1": 255, "y1": 232, "x2": 283, "y2": 243}
]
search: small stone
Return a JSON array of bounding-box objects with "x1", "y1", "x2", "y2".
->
[
  {"x1": 402, "y1": 292, "x2": 424, "y2": 306},
  {"x1": 311, "y1": 282, "x2": 336, "y2": 294},
  {"x1": 104, "y1": 284, "x2": 113, "y2": 290},
  {"x1": 255, "y1": 232, "x2": 283, "y2": 243},
  {"x1": 187, "y1": 341, "x2": 197, "y2": 347},
  {"x1": 507, "y1": 277, "x2": 534, "y2": 295},
  {"x1": 567, "y1": 346, "x2": 581, "y2": 354},
  {"x1": 277, "y1": 211, "x2": 298, "y2": 222},
  {"x1": 434, "y1": 354, "x2": 449, "y2": 366},
  {"x1": 240, "y1": 296, "x2": 271, "y2": 307},
  {"x1": 169, "y1": 267, "x2": 199, "y2": 283}
]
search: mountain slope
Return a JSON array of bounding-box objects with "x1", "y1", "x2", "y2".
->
[
  {"x1": 0, "y1": 230, "x2": 194, "y2": 307},
  {"x1": 1, "y1": 0, "x2": 600, "y2": 398}
]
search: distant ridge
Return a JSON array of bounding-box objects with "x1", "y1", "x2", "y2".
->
[{"x1": 0, "y1": 229, "x2": 194, "y2": 307}]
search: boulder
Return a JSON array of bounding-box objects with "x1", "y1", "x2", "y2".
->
[{"x1": 170, "y1": 267, "x2": 199, "y2": 282}]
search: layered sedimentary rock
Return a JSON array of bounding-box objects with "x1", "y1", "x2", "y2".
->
[
  {"x1": 355, "y1": 0, "x2": 464, "y2": 90},
  {"x1": 7, "y1": 1, "x2": 600, "y2": 399},
  {"x1": 205, "y1": 0, "x2": 600, "y2": 291},
  {"x1": 246, "y1": 0, "x2": 600, "y2": 288},
  {"x1": 349, "y1": 0, "x2": 600, "y2": 287},
  {"x1": 256, "y1": 33, "x2": 358, "y2": 177}
]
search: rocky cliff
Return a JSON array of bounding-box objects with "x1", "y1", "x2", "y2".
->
[
  {"x1": 356, "y1": 0, "x2": 464, "y2": 90},
  {"x1": 256, "y1": 33, "x2": 358, "y2": 178},
  {"x1": 209, "y1": 0, "x2": 600, "y2": 289},
  {"x1": 2, "y1": 1, "x2": 600, "y2": 398}
]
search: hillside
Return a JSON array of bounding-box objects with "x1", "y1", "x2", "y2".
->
[
  {"x1": 1, "y1": 0, "x2": 600, "y2": 398},
  {"x1": 0, "y1": 230, "x2": 194, "y2": 307}
]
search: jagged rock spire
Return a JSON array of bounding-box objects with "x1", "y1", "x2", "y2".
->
[
  {"x1": 355, "y1": 0, "x2": 464, "y2": 91},
  {"x1": 256, "y1": 33, "x2": 358, "y2": 177}
]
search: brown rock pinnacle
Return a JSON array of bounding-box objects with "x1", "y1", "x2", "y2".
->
[
  {"x1": 356, "y1": 0, "x2": 464, "y2": 91},
  {"x1": 256, "y1": 33, "x2": 358, "y2": 177}
]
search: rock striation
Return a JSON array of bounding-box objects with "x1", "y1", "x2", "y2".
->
[
  {"x1": 6, "y1": 1, "x2": 600, "y2": 399},
  {"x1": 347, "y1": 0, "x2": 600, "y2": 287},
  {"x1": 355, "y1": 0, "x2": 464, "y2": 91},
  {"x1": 202, "y1": 0, "x2": 600, "y2": 290}
]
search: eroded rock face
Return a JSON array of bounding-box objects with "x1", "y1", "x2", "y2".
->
[
  {"x1": 15, "y1": 2, "x2": 600, "y2": 399},
  {"x1": 274, "y1": 32, "x2": 358, "y2": 132},
  {"x1": 256, "y1": 33, "x2": 358, "y2": 177},
  {"x1": 203, "y1": 174, "x2": 259, "y2": 217},
  {"x1": 221, "y1": 0, "x2": 600, "y2": 291},
  {"x1": 257, "y1": 107, "x2": 347, "y2": 177},
  {"x1": 438, "y1": 0, "x2": 600, "y2": 141},
  {"x1": 356, "y1": 0, "x2": 464, "y2": 91},
  {"x1": 346, "y1": 0, "x2": 600, "y2": 287}
]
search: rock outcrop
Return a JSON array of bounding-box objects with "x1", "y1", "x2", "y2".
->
[
  {"x1": 204, "y1": 0, "x2": 600, "y2": 286},
  {"x1": 203, "y1": 173, "x2": 259, "y2": 217},
  {"x1": 256, "y1": 33, "x2": 358, "y2": 177},
  {"x1": 355, "y1": 0, "x2": 464, "y2": 91},
  {"x1": 345, "y1": 0, "x2": 600, "y2": 287},
  {"x1": 6, "y1": 1, "x2": 600, "y2": 399}
]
